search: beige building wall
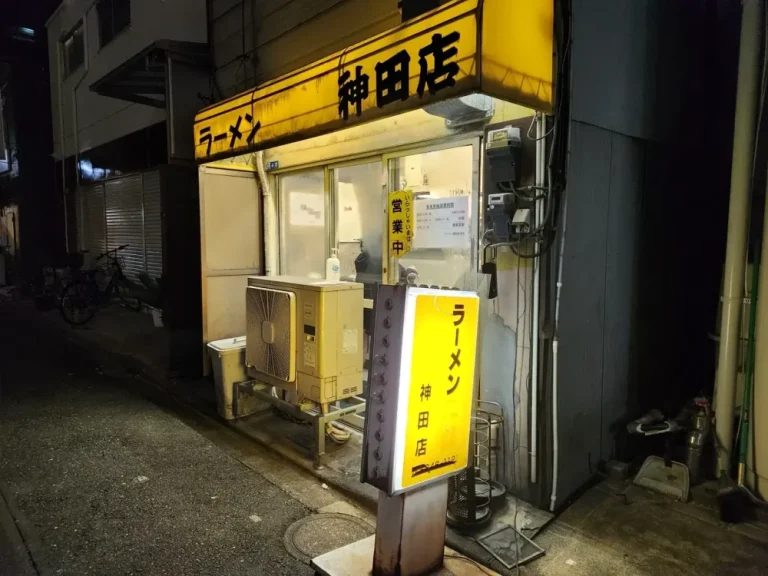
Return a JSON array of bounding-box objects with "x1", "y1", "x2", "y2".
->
[{"x1": 46, "y1": 0, "x2": 207, "y2": 160}]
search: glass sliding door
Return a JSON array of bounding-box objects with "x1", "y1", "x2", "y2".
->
[
  {"x1": 331, "y1": 160, "x2": 385, "y2": 369},
  {"x1": 332, "y1": 161, "x2": 385, "y2": 285},
  {"x1": 278, "y1": 169, "x2": 328, "y2": 278}
]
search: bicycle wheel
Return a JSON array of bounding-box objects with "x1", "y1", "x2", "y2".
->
[
  {"x1": 60, "y1": 281, "x2": 99, "y2": 326},
  {"x1": 115, "y1": 276, "x2": 143, "y2": 312}
]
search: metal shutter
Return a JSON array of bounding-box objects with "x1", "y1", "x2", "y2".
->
[
  {"x1": 142, "y1": 171, "x2": 163, "y2": 280},
  {"x1": 105, "y1": 175, "x2": 144, "y2": 280},
  {"x1": 81, "y1": 184, "x2": 106, "y2": 261}
]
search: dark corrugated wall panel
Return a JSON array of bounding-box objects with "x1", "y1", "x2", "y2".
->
[
  {"x1": 556, "y1": 121, "x2": 611, "y2": 504},
  {"x1": 209, "y1": 0, "x2": 401, "y2": 97}
]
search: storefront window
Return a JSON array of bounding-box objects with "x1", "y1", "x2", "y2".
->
[
  {"x1": 388, "y1": 145, "x2": 476, "y2": 289},
  {"x1": 279, "y1": 170, "x2": 327, "y2": 277}
]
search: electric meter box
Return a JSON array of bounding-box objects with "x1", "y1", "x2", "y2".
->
[{"x1": 486, "y1": 126, "x2": 522, "y2": 185}]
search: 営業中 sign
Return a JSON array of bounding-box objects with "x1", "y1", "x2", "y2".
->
[{"x1": 388, "y1": 190, "x2": 414, "y2": 259}]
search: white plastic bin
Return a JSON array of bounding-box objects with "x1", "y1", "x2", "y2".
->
[{"x1": 207, "y1": 336, "x2": 247, "y2": 420}]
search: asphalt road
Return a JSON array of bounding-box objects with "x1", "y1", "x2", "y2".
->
[{"x1": 0, "y1": 302, "x2": 314, "y2": 576}]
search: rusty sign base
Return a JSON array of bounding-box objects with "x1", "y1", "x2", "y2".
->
[
  {"x1": 311, "y1": 484, "x2": 498, "y2": 575},
  {"x1": 373, "y1": 481, "x2": 448, "y2": 575}
]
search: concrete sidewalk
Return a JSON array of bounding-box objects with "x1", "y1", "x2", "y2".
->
[
  {"x1": 28, "y1": 300, "x2": 556, "y2": 575},
  {"x1": 0, "y1": 301, "x2": 377, "y2": 575},
  {"x1": 2, "y1": 300, "x2": 504, "y2": 576},
  {"x1": 34, "y1": 303, "x2": 381, "y2": 509},
  {"x1": 26, "y1": 300, "x2": 768, "y2": 576}
]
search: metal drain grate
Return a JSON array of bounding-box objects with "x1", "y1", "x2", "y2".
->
[{"x1": 477, "y1": 525, "x2": 545, "y2": 569}]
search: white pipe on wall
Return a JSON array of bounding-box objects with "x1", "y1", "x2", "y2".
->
[
  {"x1": 531, "y1": 113, "x2": 544, "y2": 484},
  {"x1": 57, "y1": 57, "x2": 69, "y2": 251},
  {"x1": 714, "y1": 0, "x2": 763, "y2": 476},
  {"x1": 255, "y1": 151, "x2": 276, "y2": 276},
  {"x1": 59, "y1": 1, "x2": 99, "y2": 250},
  {"x1": 72, "y1": 70, "x2": 89, "y2": 188},
  {"x1": 71, "y1": 1, "x2": 98, "y2": 189},
  {"x1": 64, "y1": 71, "x2": 89, "y2": 252}
]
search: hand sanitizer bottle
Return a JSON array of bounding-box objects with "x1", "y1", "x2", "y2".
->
[{"x1": 326, "y1": 248, "x2": 341, "y2": 281}]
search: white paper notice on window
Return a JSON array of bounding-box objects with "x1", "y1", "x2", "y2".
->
[
  {"x1": 290, "y1": 192, "x2": 324, "y2": 227},
  {"x1": 413, "y1": 195, "x2": 470, "y2": 249}
]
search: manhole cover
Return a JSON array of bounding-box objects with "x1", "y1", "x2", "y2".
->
[{"x1": 284, "y1": 513, "x2": 374, "y2": 564}]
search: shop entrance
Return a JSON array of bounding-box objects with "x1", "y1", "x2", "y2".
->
[{"x1": 274, "y1": 140, "x2": 478, "y2": 403}]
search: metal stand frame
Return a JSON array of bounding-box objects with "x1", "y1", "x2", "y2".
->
[{"x1": 235, "y1": 380, "x2": 366, "y2": 468}]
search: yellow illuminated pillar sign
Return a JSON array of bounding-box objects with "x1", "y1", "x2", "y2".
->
[
  {"x1": 388, "y1": 190, "x2": 413, "y2": 259},
  {"x1": 393, "y1": 288, "x2": 479, "y2": 492}
]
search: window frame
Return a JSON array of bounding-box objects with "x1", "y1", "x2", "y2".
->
[
  {"x1": 272, "y1": 136, "x2": 480, "y2": 284},
  {"x1": 383, "y1": 138, "x2": 481, "y2": 284},
  {"x1": 61, "y1": 21, "x2": 85, "y2": 79},
  {"x1": 96, "y1": 0, "x2": 131, "y2": 50}
]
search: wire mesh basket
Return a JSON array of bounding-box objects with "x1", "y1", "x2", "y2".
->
[
  {"x1": 477, "y1": 400, "x2": 507, "y2": 504},
  {"x1": 447, "y1": 415, "x2": 492, "y2": 529},
  {"x1": 447, "y1": 401, "x2": 507, "y2": 530}
]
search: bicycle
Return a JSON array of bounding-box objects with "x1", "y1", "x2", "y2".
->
[
  {"x1": 25, "y1": 250, "x2": 88, "y2": 310},
  {"x1": 59, "y1": 244, "x2": 143, "y2": 326}
]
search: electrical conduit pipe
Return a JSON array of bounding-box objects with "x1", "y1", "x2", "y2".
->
[
  {"x1": 550, "y1": 192, "x2": 567, "y2": 512},
  {"x1": 531, "y1": 113, "x2": 544, "y2": 484}
]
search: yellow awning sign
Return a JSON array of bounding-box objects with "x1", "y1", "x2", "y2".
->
[
  {"x1": 392, "y1": 288, "x2": 480, "y2": 492},
  {"x1": 388, "y1": 190, "x2": 414, "y2": 260},
  {"x1": 194, "y1": 0, "x2": 553, "y2": 162}
]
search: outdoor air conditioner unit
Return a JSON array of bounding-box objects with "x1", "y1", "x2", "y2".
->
[{"x1": 245, "y1": 276, "x2": 364, "y2": 406}]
